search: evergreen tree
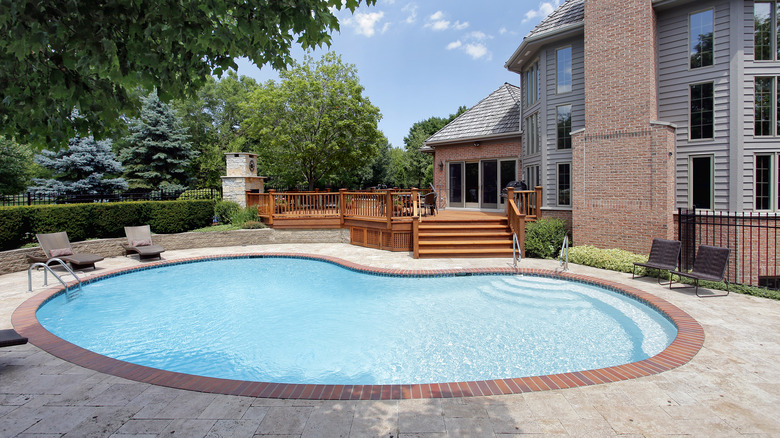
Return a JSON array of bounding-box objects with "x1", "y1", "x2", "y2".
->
[
  {"x1": 28, "y1": 136, "x2": 127, "y2": 195},
  {"x1": 120, "y1": 91, "x2": 197, "y2": 190}
]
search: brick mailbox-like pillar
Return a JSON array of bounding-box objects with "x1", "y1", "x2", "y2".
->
[
  {"x1": 572, "y1": 0, "x2": 676, "y2": 255},
  {"x1": 220, "y1": 153, "x2": 266, "y2": 208}
]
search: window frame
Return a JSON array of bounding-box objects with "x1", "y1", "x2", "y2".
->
[
  {"x1": 689, "y1": 81, "x2": 715, "y2": 141},
  {"x1": 556, "y1": 104, "x2": 572, "y2": 149},
  {"x1": 755, "y1": 153, "x2": 779, "y2": 211},
  {"x1": 524, "y1": 164, "x2": 540, "y2": 190},
  {"x1": 556, "y1": 46, "x2": 572, "y2": 94},
  {"x1": 754, "y1": 1, "x2": 779, "y2": 61},
  {"x1": 556, "y1": 162, "x2": 572, "y2": 207},
  {"x1": 689, "y1": 8, "x2": 714, "y2": 69},
  {"x1": 524, "y1": 61, "x2": 539, "y2": 107},
  {"x1": 524, "y1": 112, "x2": 540, "y2": 156},
  {"x1": 688, "y1": 154, "x2": 714, "y2": 211}
]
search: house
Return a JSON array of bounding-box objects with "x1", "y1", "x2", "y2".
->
[{"x1": 427, "y1": 0, "x2": 780, "y2": 259}]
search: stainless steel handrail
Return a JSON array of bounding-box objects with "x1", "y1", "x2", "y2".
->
[
  {"x1": 559, "y1": 235, "x2": 569, "y2": 271},
  {"x1": 28, "y1": 258, "x2": 83, "y2": 294},
  {"x1": 512, "y1": 233, "x2": 522, "y2": 269}
]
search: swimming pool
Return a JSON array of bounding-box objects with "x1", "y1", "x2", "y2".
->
[{"x1": 17, "y1": 254, "x2": 704, "y2": 399}]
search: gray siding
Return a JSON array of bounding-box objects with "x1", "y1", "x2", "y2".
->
[{"x1": 657, "y1": 0, "x2": 733, "y2": 211}]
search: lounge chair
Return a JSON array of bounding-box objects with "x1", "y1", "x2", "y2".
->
[
  {"x1": 670, "y1": 244, "x2": 730, "y2": 297},
  {"x1": 632, "y1": 238, "x2": 681, "y2": 284},
  {"x1": 0, "y1": 329, "x2": 28, "y2": 348},
  {"x1": 32, "y1": 231, "x2": 104, "y2": 270},
  {"x1": 122, "y1": 225, "x2": 165, "y2": 260}
]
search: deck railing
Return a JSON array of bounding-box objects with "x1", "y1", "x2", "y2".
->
[{"x1": 506, "y1": 186, "x2": 543, "y2": 220}]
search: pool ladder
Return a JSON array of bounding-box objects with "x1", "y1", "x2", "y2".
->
[
  {"x1": 559, "y1": 235, "x2": 569, "y2": 271},
  {"x1": 512, "y1": 233, "x2": 522, "y2": 269},
  {"x1": 28, "y1": 258, "x2": 83, "y2": 296}
]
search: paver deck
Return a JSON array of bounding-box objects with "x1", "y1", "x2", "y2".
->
[{"x1": 2, "y1": 243, "x2": 779, "y2": 436}]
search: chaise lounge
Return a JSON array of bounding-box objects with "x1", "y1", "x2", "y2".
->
[
  {"x1": 0, "y1": 329, "x2": 28, "y2": 348},
  {"x1": 632, "y1": 238, "x2": 681, "y2": 285},
  {"x1": 670, "y1": 244, "x2": 731, "y2": 297},
  {"x1": 122, "y1": 225, "x2": 165, "y2": 260},
  {"x1": 30, "y1": 231, "x2": 104, "y2": 270}
]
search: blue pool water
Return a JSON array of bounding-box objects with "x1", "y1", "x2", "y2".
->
[{"x1": 36, "y1": 257, "x2": 677, "y2": 385}]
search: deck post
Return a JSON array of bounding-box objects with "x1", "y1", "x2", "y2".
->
[
  {"x1": 267, "y1": 189, "x2": 275, "y2": 226},
  {"x1": 506, "y1": 187, "x2": 515, "y2": 216},
  {"x1": 339, "y1": 188, "x2": 347, "y2": 226},
  {"x1": 411, "y1": 187, "x2": 419, "y2": 217},
  {"x1": 386, "y1": 189, "x2": 393, "y2": 230},
  {"x1": 534, "y1": 186, "x2": 543, "y2": 219},
  {"x1": 412, "y1": 216, "x2": 420, "y2": 259}
]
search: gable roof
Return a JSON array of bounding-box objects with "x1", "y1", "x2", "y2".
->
[
  {"x1": 423, "y1": 83, "x2": 521, "y2": 148},
  {"x1": 525, "y1": 0, "x2": 584, "y2": 41}
]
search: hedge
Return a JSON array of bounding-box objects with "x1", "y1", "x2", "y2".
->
[{"x1": 0, "y1": 200, "x2": 216, "y2": 250}]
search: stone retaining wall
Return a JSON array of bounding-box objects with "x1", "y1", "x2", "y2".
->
[{"x1": 0, "y1": 228, "x2": 349, "y2": 275}]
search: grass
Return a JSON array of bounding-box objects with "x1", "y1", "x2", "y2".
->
[{"x1": 191, "y1": 224, "x2": 241, "y2": 232}]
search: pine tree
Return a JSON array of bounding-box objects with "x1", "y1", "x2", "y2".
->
[
  {"x1": 29, "y1": 136, "x2": 127, "y2": 195},
  {"x1": 120, "y1": 91, "x2": 197, "y2": 190}
]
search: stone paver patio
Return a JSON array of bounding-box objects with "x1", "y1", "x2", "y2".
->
[{"x1": 1, "y1": 243, "x2": 779, "y2": 437}]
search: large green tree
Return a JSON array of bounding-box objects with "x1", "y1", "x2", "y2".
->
[
  {"x1": 0, "y1": 0, "x2": 375, "y2": 147},
  {"x1": 174, "y1": 72, "x2": 259, "y2": 188},
  {"x1": 120, "y1": 91, "x2": 197, "y2": 190},
  {"x1": 402, "y1": 106, "x2": 467, "y2": 188},
  {"x1": 241, "y1": 52, "x2": 383, "y2": 190},
  {"x1": 0, "y1": 137, "x2": 34, "y2": 195}
]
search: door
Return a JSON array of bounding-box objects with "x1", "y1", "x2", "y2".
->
[
  {"x1": 448, "y1": 162, "x2": 464, "y2": 208},
  {"x1": 465, "y1": 162, "x2": 480, "y2": 208},
  {"x1": 481, "y1": 160, "x2": 498, "y2": 209}
]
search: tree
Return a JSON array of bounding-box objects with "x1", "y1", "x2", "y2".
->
[
  {"x1": 0, "y1": 0, "x2": 376, "y2": 147},
  {"x1": 28, "y1": 136, "x2": 127, "y2": 195},
  {"x1": 241, "y1": 53, "x2": 383, "y2": 190},
  {"x1": 0, "y1": 137, "x2": 34, "y2": 195},
  {"x1": 174, "y1": 72, "x2": 260, "y2": 188},
  {"x1": 402, "y1": 106, "x2": 467, "y2": 188},
  {"x1": 120, "y1": 91, "x2": 197, "y2": 190}
]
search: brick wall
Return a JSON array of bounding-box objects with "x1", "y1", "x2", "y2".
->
[
  {"x1": 431, "y1": 138, "x2": 522, "y2": 206},
  {"x1": 573, "y1": 0, "x2": 675, "y2": 255}
]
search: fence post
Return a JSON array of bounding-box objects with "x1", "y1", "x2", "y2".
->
[
  {"x1": 339, "y1": 188, "x2": 347, "y2": 226},
  {"x1": 534, "y1": 186, "x2": 542, "y2": 219},
  {"x1": 27, "y1": 192, "x2": 32, "y2": 206}
]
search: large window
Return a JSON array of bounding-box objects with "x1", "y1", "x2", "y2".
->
[
  {"x1": 690, "y1": 9, "x2": 714, "y2": 68},
  {"x1": 754, "y1": 77, "x2": 780, "y2": 136},
  {"x1": 525, "y1": 165, "x2": 540, "y2": 189},
  {"x1": 754, "y1": 1, "x2": 780, "y2": 61},
  {"x1": 690, "y1": 155, "x2": 713, "y2": 210},
  {"x1": 525, "y1": 62, "x2": 539, "y2": 106},
  {"x1": 690, "y1": 82, "x2": 714, "y2": 140},
  {"x1": 756, "y1": 153, "x2": 779, "y2": 211},
  {"x1": 556, "y1": 47, "x2": 572, "y2": 94},
  {"x1": 556, "y1": 105, "x2": 572, "y2": 149},
  {"x1": 525, "y1": 112, "x2": 540, "y2": 155},
  {"x1": 557, "y1": 162, "x2": 571, "y2": 206}
]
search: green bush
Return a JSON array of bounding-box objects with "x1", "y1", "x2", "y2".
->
[
  {"x1": 241, "y1": 220, "x2": 266, "y2": 229},
  {"x1": 0, "y1": 199, "x2": 216, "y2": 250},
  {"x1": 214, "y1": 200, "x2": 241, "y2": 224},
  {"x1": 525, "y1": 218, "x2": 569, "y2": 259},
  {"x1": 230, "y1": 206, "x2": 259, "y2": 226},
  {"x1": 177, "y1": 189, "x2": 221, "y2": 200},
  {"x1": 568, "y1": 245, "x2": 648, "y2": 274}
]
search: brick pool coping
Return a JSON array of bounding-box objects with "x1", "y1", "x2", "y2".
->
[{"x1": 12, "y1": 253, "x2": 704, "y2": 400}]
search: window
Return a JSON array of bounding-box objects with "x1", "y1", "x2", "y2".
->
[
  {"x1": 690, "y1": 155, "x2": 713, "y2": 210},
  {"x1": 556, "y1": 47, "x2": 572, "y2": 94},
  {"x1": 525, "y1": 112, "x2": 540, "y2": 155},
  {"x1": 755, "y1": 153, "x2": 780, "y2": 211},
  {"x1": 557, "y1": 162, "x2": 571, "y2": 206},
  {"x1": 754, "y1": 77, "x2": 780, "y2": 136},
  {"x1": 556, "y1": 105, "x2": 572, "y2": 149},
  {"x1": 525, "y1": 165, "x2": 540, "y2": 189},
  {"x1": 754, "y1": 1, "x2": 779, "y2": 61},
  {"x1": 690, "y1": 82, "x2": 714, "y2": 140},
  {"x1": 690, "y1": 9, "x2": 714, "y2": 68},
  {"x1": 525, "y1": 62, "x2": 539, "y2": 106}
]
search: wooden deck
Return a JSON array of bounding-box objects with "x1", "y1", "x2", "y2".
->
[{"x1": 420, "y1": 210, "x2": 506, "y2": 221}]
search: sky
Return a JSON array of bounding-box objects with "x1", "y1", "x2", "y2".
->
[{"x1": 234, "y1": 0, "x2": 562, "y2": 149}]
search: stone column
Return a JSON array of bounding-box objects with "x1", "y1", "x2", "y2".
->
[{"x1": 220, "y1": 153, "x2": 266, "y2": 207}]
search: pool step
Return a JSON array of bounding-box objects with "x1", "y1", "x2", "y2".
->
[{"x1": 417, "y1": 218, "x2": 514, "y2": 258}]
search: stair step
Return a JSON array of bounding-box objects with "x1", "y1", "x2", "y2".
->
[
  {"x1": 419, "y1": 224, "x2": 508, "y2": 231},
  {"x1": 417, "y1": 248, "x2": 516, "y2": 258},
  {"x1": 419, "y1": 240, "x2": 512, "y2": 246},
  {"x1": 419, "y1": 233, "x2": 512, "y2": 240}
]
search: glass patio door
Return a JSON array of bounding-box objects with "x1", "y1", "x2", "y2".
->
[
  {"x1": 465, "y1": 162, "x2": 480, "y2": 208},
  {"x1": 481, "y1": 160, "x2": 498, "y2": 209},
  {"x1": 448, "y1": 162, "x2": 464, "y2": 208}
]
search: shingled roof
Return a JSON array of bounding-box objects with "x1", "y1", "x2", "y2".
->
[
  {"x1": 423, "y1": 83, "x2": 521, "y2": 147},
  {"x1": 525, "y1": 0, "x2": 584, "y2": 41}
]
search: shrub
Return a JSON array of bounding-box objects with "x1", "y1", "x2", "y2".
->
[
  {"x1": 230, "y1": 206, "x2": 259, "y2": 226},
  {"x1": 524, "y1": 218, "x2": 568, "y2": 259},
  {"x1": 177, "y1": 189, "x2": 221, "y2": 200},
  {"x1": 241, "y1": 220, "x2": 266, "y2": 229},
  {"x1": 568, "y1": 245, "x2": 647, "y2": 274},
  {"x1": 214, "y1": 200, "x2": 241, "y2": 224}
]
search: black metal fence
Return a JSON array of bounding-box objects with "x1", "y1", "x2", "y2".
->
[
  {"x1": 678, "y1": 209, "x2": 779, "y2": 289},
  {"x1": 1, "y1": 188, "x2": 222, "y2": 206}
]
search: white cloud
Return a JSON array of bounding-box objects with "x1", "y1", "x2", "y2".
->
[
  {"x1": 453, "y1": 20, "x2": 469, "y2": 30},
  {"x1": 425, "y1": 11, "x2": 468, "y2": 31},
  {"x1": 446, "y1": 40, "x2": 463, "y2": 50},
  {"x1": 430, "y1": 11, "x2": 445, "y2": 20},
  {"x1": 464, "y1": 43, "x2": 489, "y2": 60},
  {"x1": 402, "y1": 3, "x2": 417, "y2": 23},
  {"x1": 467, "y1": 31, "x2": 490, "y2": 41},
  {"x1": 430, "y1": 19, "x2": 450, "y2": 31},
  {"x1": 349, "y1": 11, "x2": 387, "y2": 37},
  {"x1": 522, "y1": 1, "x2": 561, "y2": 24},
  {"x1": 499, "y1": 27, "x2": 508, "y2": 35}
]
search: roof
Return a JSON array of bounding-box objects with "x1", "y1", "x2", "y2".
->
[
  {"x1": 525, "y1": 0, "x2": 584, "y2": 41},
  {"x1": 423, "y1": 83, "x2": 522, "y2": 148}
]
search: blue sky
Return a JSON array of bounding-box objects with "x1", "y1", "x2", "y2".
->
[{"x1": 235, "y1": 1, "x2": 561, "y2": 149}]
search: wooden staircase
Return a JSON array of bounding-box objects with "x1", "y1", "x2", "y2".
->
[{"x1": 416, "y1": 216, "x2": 515, "y2": 258}]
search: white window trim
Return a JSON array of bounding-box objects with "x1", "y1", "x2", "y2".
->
[
  {"x1": 556, "y1": 46, "x2": 572, "y2": 95},
  {"x1": 688, "y1": 8, "x2": 715, "y2": 70},
  {"x1": 688, "y1": 154, "x2": 715, "y2": 210},
  {"x1": 556, "y1": 161, "x2": 572, "y2": 207}
]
